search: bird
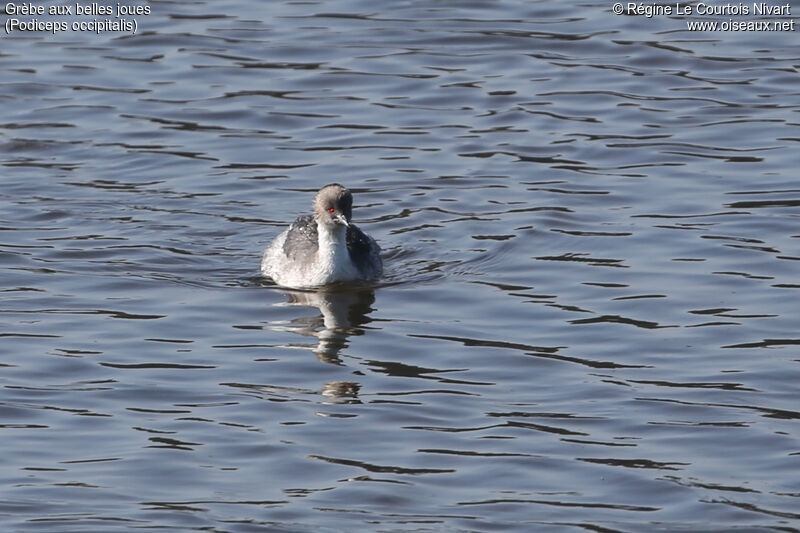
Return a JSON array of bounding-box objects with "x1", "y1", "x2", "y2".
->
[{"x1": 261, "y1": 183, "x2": 383, "y2": 288}]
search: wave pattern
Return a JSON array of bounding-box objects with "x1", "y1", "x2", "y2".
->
[{"x1": 0, "y1": 0, "x2": 798, "y2": 531}]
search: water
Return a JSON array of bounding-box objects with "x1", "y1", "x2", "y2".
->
[{"x1": 1, "y1": 1, "x2": 799, "y2": 531}]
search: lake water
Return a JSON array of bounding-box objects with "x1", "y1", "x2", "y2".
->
[{"x1": 1, "y1": 1, "x2": 799, "y2": 531}]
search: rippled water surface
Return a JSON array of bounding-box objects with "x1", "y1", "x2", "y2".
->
[{"x1": 2, "y1": 1, "x2": 799, "y2": 531}]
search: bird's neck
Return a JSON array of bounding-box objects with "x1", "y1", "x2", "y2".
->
[{"x1": 316, "y1": 220, "x2": 348, "y2": 260}]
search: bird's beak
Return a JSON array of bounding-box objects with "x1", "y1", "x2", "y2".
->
[{"x1": 334, "y1": 213, "x2": 350, "y2": 227}]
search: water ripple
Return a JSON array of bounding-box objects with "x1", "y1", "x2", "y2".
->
[{"x1": 0, "y1": 0, "x2": 797, "y2": 531}]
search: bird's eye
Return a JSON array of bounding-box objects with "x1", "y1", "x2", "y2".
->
[{"x1": 328, "y1": 207, "x2": 335, "y2": 213}]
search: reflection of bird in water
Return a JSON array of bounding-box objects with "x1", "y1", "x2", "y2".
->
[
  {"x1": 321, "y1": 381, "x2": 361, "y2": 403},
  {"x1": 269, "y1": 287, "x2": 377, "y2": 366},
  {"x1": 261, "y1": 184, "x2": 382, "y2": 288}
]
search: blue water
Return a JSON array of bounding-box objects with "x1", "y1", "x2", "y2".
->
[{"x1": 1, "y1": 1, "x2": 799, "y2": 531}]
